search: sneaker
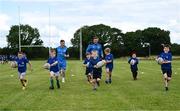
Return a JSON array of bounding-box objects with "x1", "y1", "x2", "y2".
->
[
  {"x1": 62, "y1": 78, "x2": 65, "y2": 83},
  {"x1": 165, "y1": 87, "x2": 169, "y2": 91},
  {"x1": 109, "y1": 79, "x2": 112, "y2": 84},
  {"x1": 105, "y1": 80, "x2": 109, "y2": 84},
  {"x1": 97, "y1": 81, "x2": 100, "y2": 86},
  {"x1": 93, "y1": 88, "x2": 97, "y2": 91},
  {"x1": 22, "y1": 86, "x2": 26, "y2": 90},
  {"x1": 49, "y1": 86, "x2": 54, "y2": 90},
  {"x1": 24, "y1": 80, "x2": 28, "y2": 87}
]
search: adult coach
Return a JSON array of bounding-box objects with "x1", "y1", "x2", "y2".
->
[
  {"x1": 86, "y1": 36, "x2": 103, "y2": 58},
  {"x1": 56, "y1": 40, "x2": 69, "y2": 83}
]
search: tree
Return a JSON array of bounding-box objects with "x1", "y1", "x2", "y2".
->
[
  {"x1": 6, "y1": 24, "x2": 43, "y2": 49},
  {"x1": 71, "y1": 24, "x2": 124, "y2": 58}
]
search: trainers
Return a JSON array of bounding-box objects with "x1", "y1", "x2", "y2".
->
[
  {"x1": 62, "y1": 78, "x2": 65, "y2": 83},
  {"x1": 22, "y1": 86, "x2": 26, "y2": 90},
  {"x1": 165, "y1": 87, "x2": 168, "y2": 91}
]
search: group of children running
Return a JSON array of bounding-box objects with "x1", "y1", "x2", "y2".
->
[{"x1": 11, "y1": 44, "x2": 172, "y2": 91}]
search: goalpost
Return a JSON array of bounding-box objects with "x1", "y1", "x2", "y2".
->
[{"x1": 18, "y1": 6, "x2": 51, "y2": 54}]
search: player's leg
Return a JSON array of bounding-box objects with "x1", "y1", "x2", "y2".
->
[
  {"x1": 19, "y1": 72, "x2": 26, "y2": 90},
  {"x1": 55, "y1": 72, "x2": 60, "y2": 89},
  {"x1": 105, "y1": 68, "x2": 109, "y2": 84},
  {"x1": 49, "y1": 71, "x2": 54, "y2": 89},
  {"x1": 61, "y1": 62, "x2": 66, "y2": 83},
  {"x1": 163, "y1": 72, "x2": 168, "y2": 91},
  {"x1": 109, "y1": 67, "x2": 113, "y2": 83}
]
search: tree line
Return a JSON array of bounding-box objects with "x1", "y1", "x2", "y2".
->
[{"x1": 0, "y1": 24, "x2": 180, "y2": 59}]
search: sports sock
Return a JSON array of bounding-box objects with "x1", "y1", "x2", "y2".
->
[{"x1": 50, "y1": 78, "x2": 54, "y2": 88}]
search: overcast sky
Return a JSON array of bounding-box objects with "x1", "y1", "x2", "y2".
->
[{"x1": 0, "y1": 0, "x2": 179, "y2": 48}]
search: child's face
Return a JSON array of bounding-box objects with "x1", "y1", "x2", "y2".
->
[
  {"x1": 132, "y1": 54, "x2": 136, "y2": 58},
  {"x1": 164, "y1": 47, "x2": 169, "y2": 53},
  {"x1": 91, "y1": 51, "x2": 98, "y2": 58},
  {"x1": 50, "y1": 52, "x2": 56, "y2": 57},
  {"x1": 18, "y1": 54, "x2": 23, "y2": 59},
  {"x1": 86, "y1": 54, "x2": 90, "y2": 59},
  {"x1": 105, "y1": 51, "x2": 109, "y2": 55}
]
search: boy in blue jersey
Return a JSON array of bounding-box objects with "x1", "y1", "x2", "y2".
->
[
  {"x1": 16, "y1": 52, "x2": 32, "y2": 90},
  {"x1": 128, "y1": 53, "x2": 139, "y2": 80},
  {"x1": 89, "y1": 50, "x2": 102, "y2": 90},
  {"x1": 56, "y1": 40, "x2": 69, "y2": 83},
  {"x1": 158, "y1": 44, "x2": 172, "y2": 91},
  {"x1": 47, "y1": 49, "x2": 60, "y2": 89},
  {"x1": 104, "y1": 48, "x2": 114, "y2": 84},
  {"x1": 83, "y1": 52, "x2": 92, "y2": 83}
]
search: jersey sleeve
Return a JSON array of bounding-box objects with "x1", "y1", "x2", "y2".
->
[
  {"x1": 86, "y1": 44, "x2": 91, "y2": 53},
  {"x1": 83, "y1": 59, "x2": 87, "y2": 64},
  {"x1": 25, "y1": 58, "x2": 29, "y2": 63},
  {"x1": 65, "y1": 48, "x2": 69, "y2": 55},
  {"x1": 128, "y1": 58, "x2": 132, "y2": 64},
  {"x1": 169, "y1": 53, "x2": 172, "y2": 61}
]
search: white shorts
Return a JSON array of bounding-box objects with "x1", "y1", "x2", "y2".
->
[
  {"x1": 50, "y1": 71, "x2": 60, "y2": 77},
  {"x1": 18, "y1": 72, "x2": 26, "y2": 79}
]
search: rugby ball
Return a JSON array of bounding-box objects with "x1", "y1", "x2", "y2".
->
[
  {"x1": 156, "y1": 57, "x2": 164, "y2": 65},
  {"x1": 10, "y1": 61, "x2": 18, "y2": 68},
  {"x1": 130, "y1": 59, "x2": 136, "y2": 65},
  {"x1": 43, "y1": 63, "x2": 50, "y2": 69},
  {"x1": 96, "y1": 60, "x2": 106, "y2": 68}
]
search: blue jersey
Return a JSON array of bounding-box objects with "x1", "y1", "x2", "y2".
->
[
  {"x1": 56, "y1": 46, "x2": 68, "y2": 62},
  {"x1": 16, "y1": 57, "x2": 29, "y2": 73},
  {"x1": 83, "y1": 58, "x2": 91, "y2": 66},
  {"x1": 89, "y1": 57, "x2": 101, "y2": 68},
  {"x1": 128, "y1": 57, "x2": 139, "y2": 71},
  {"x1": 159, "y1": 52, "x2": 172, "y2": 70},
  {"x1": 86, "y1": 43, "x2": 103, "y2": 58},
  {"x1": 105, "y1": 53, "x2": 113, "y2": 68},
  {"x1": 47, "y1": 57, "x2": 59, "y2": 72}
]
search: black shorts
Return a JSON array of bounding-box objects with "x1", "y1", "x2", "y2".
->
[
  {"x1": 85, "y1": 68, "x2": 92, "y2": 75},
  {"x1": 92, "y1": 68, "x2": 102, "y2": 79},
  {"x1": 162, "y1": 69, "x2": 172, "y2": 77}
]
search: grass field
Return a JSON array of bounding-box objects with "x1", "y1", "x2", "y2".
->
[{"x1": 0, "y1": 60, "x2": 180, "y2": 110}]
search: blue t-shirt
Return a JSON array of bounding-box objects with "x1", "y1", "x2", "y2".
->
[
  {"x1": 16, "y1": 57, "x2": 29, "y2": 73},
  {"x1": 89, "y1": 57, "x2": 101, "y2": 68},
  {"x1": 83, "y1": 58, "x2": 90, "y2": 66},
  {"x1": 47, "y1": 57, "x2": 59, "y2": 72},
  {"x1": 86, "y1": 43, "x2": 103, "y2": 58},
  {"x1": 128, "y1": 57, "x2": 139, "y2": 70},
  {"x1": 56, "y1": 46, "x2": 68, "y2": 62},
  {"x1": 159, "y1": 52, "x2": 172, "y2": 70},
  {"x1": 105, "y1": 53, "x2": 113, "y2": 68}
]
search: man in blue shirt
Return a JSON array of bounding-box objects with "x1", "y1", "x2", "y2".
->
[
  {"x1": 86, "y1": 36, "x2": 103, "y2": 58},
  {"x1": 128, "y1": 53, "x2": 139, "y2": 80},
  {"x1": 56, "y1": 40, "x2": 69, "y2": 83},
  {"x1": 16, "y1": 52, "x2": 32, "y2": 90},
  {"x1": 158, "y1": 44, "x2": 172, "y2": 91},
  {"x1": 104, "y1": 48, "x2": 114, "y2": 84},
  {"x1": 47, "y1": 49, "x2": 60, "y2": 89}
]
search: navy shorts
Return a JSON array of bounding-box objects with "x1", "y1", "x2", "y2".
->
[
  {"x1": 92, "y1": 68, "x2": 102, "y2": 79},
  {"x1": 106, "y1": 66, "x2": 113, "y2": 72},
  {"x1": 162, "y1": 69, "x2": 172, "y2": 77},
  {"x1": 85, "y1": 68, "x2": 92, "y2": 75}
]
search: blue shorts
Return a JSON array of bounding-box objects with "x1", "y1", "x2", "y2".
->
[
  {"x1": 162, "y1": 69, "x2": 172, "y2": 77},
  {"x1": 58, "y1": 61, "x2": 66, "y2": 70},
  {"x1": 106, "y1": 66, "x2": 113, "y2": 72}
]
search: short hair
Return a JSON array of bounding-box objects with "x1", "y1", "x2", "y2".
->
[
  {"x1": 50, "y1": 49, "x2": 56, "y2": 54},
  {"x1": 164, "y1": 44, "x2": 171, "y2": 48},
  {"x1": 92, "y1": 36, "x2": 99, "y2": 39},
  {"x1": 60, "y1": 40, "x2": 65, "y2": 42},
  {"x1": 104, "y1": 48, "x2": 111, "y2": 53},
  {"x1": 86, "y1": 52, "x2": 90, "y2": 55},
  {"x1": 18, "y1": 51, "x2": 23, "y2": 55}
]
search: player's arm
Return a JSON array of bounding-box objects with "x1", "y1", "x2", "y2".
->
[
  {"x1": 86, "y1": 44, "x2": 91, "y2": 53},
  {"x1": 83, "y1": 60, "x2": 87, "y2": 67},
  {"x1": 64, "y1": 49, "x2": 69, "y2": 58},
  {"x1": 128, "y1": 58, "x2": 131, "y2": 64},
  {"x1": 50, "y1": 61, "x2": 58, "y2": 66},
  {"x1": 28, "y1": 61, "x2": 32, "y2": 71}
]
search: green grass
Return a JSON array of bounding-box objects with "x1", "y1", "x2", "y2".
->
[{"x1": 0, "y1": 60, "x2": 180, "y2": 110}]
